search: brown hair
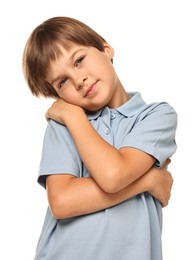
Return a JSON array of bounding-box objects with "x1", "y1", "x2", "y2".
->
[{"x1": 22, "y1": 16, "x2": 106, "y2": 98}]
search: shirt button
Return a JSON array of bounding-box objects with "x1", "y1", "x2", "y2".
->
[
  {"x1": 105, "y1": 128, "x2": 110, "y2": 135},
  {"x1": 110, "y1": 113, "x2": 116, "y2": 119}
]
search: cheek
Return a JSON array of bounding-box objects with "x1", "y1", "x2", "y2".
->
[
  {"x1": 88, "y1": 54, "x2": 110, "y2": 74},
  {"x1": 101, "y1": 60, "x2": 115, "y2": 80},
  {"x1": 59, "y1": 90, "x2": 81, "y2": 105},
  {"x1": 103, "y1": 65, "x2": 117, "y2": 86}
]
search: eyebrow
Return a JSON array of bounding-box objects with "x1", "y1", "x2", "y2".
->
[{"x1": 50, "y1": 47, "x2": 86, "y2": 86}]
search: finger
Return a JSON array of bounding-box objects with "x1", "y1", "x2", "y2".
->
[
  {"x1": 162, "y1": 200, "x2": 169, "y2": 208},
  {"x1": 162, "y1": 158, "x2": 171, "y2": 168}
]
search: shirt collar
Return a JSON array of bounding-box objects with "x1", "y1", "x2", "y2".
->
[
  {"x1": 86, "y1": 109, "x2": 102, "y2": 120},
  {"x1": 86, "y1": 92, "x2": 146, "y2": 120},
  {"x1": 115, "y1": 92, "x2": 146, "y2": 117}
]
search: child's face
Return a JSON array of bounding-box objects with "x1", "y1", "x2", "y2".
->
[{"x1": 46, "y1": 43, "x2": 123, "y2": 111}]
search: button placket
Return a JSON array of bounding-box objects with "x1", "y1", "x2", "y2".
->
[
  {"x1": 110, "y1": 113, "x2": 116, "y2": 120},
  {"x1": 104, "y1": 128, "x2": 111, "y2": 135},
  {"x1": 101, "y1": 109, "x2": 113, "y2": 142}
]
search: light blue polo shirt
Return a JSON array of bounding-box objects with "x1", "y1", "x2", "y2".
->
[{"x1": 35, "y1": 92, "x2": 177, "y2": 260}]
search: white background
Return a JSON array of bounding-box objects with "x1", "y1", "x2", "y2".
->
[{"x1": 0, "y1": 0, "x2": 195, "y2": 259}]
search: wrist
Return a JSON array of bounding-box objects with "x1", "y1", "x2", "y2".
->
[
  {"x1": 66, "y1": 106, "x2": 87, "y2": 125},
  {"x1": 142, "y1": 169, "x2": 155, "y2": 193}
]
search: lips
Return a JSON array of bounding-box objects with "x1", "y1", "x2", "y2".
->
[{"x1": 84, "y1": 82, "x2": 97, "y2": 97}]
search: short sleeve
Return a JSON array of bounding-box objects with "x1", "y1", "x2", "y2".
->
[
  {"x1": 121, "y1": 102, "x2": 177, "y2": 166},
  {"x1": 38, "y1": 120, "x2": 81, "y2": 188}
]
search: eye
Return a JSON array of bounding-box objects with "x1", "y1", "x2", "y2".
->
[
  {"x1": 75, "y1": 56, "x2": 85, "y2": 67},
  {"x1": 59, "y1": 78, "x2": 68, "y2": 89}
]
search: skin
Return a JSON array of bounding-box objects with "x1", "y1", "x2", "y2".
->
[{"x1": 45, "y1": 42, "x2": 173, "y2": 219}]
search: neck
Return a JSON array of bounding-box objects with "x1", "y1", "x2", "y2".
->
[{"x1": 108, "y1": 80, "x2": 130, "y2": 109}]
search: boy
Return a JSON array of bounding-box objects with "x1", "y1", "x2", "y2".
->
[{"x1": 23, "y1": 16, "x2": 177, "y2": 260}]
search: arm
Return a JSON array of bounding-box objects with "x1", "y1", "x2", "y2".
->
[
  {"x1": 46, "y1": 160, "x2": 173, "y2": 219},
  {"x1": 46, "y1": 99, "x2": 156, "y2": 193}
]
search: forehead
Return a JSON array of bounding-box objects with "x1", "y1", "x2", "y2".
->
[{"x1": 50, "y1": 42, "x2": 91, "y2": 63}]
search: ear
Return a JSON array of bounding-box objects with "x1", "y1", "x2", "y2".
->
[{"x1": 103, "y1": 42, "x2": 114, "y2": 59}]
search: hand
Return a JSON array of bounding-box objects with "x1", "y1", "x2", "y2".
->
[
  {"x1": 146, "y1": 159, "x2": 173, "y2": 207},
  {"x1": 45, "y1": 98, "x2": 85, "y2": 124}
]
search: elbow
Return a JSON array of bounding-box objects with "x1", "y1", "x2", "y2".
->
[
  {"x1": 99, "y1": 169, "x2": 124, "y2": 193},
  {"x1": 49, "y1": 203, "x2": 66, "y2": 220},
  {"x1": 50, "y1": 206, "x2": 64, "y2": 220},
  {"x1": 49, "y1": 196, "x2": 73, "y2": 219},
  {"x1": 101, "y1": 182, "x2": 121, "y2": 194},
  {"x1": 102, "y1": 184, "x2": 123, "y2": 194}
]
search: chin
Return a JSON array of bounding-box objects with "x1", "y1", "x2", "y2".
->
[{"x1": 85, "y1": 105, "x2": 103, "y2": 112}]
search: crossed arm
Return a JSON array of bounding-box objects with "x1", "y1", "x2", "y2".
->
[{"x1": 45, "y1": 99, "x2": 173, "y2": 219}]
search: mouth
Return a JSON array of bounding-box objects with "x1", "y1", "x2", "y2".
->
[{"x1": 84, "y1": 81, "x2": 98, "y2": 97}]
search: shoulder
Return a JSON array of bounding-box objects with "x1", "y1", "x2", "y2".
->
[
  {"x1": 47, "y1": 119, "x2": 67, "y2": 131},
  {"x1": 130, "y1": 101, "x2": 178, "y2": 136},
  {"x1": 45, "y1": 119, "x2": 71, "y2": 136},
  {"x1": 143, "y1": 101, "x2": 177, "y2": 122},
  {"x1": 43, "y1": 119, "x2": 75, "y2": 147}
]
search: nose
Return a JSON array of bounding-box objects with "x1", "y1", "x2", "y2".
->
[{"x1": 75, "y1": 75, "x2": 88, "y2": 90}]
